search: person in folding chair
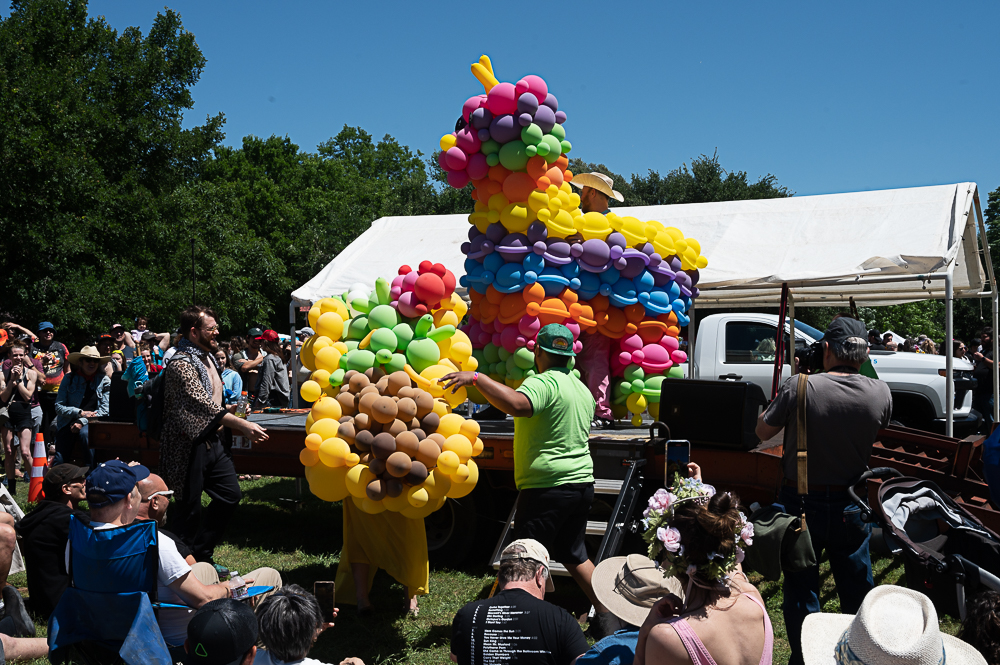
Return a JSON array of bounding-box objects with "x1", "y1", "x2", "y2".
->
[{"x1": 49, "y1": 461, "x2": 265, "y2": 664}]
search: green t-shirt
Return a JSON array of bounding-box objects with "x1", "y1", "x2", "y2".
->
[{"x1": 513, "y1": 368, "x2": 595, "y2": 490}]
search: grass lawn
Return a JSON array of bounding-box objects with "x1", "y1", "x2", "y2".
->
[{"x1": 5, "y1": 476, "x2": 964, "y2": 664}]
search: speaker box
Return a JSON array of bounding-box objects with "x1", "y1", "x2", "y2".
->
[{"x1": 658, "y1": 378, "x2": 767, "y2": 451}]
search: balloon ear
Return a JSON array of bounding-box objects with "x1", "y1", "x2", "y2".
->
[{"x1": 375, "y1": 278, "x2": 391, "y2": 305}]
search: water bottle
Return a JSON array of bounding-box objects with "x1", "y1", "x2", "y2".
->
[
  {"x1": 234, "y1": 391, "x2": 249, "y2": 419},
  {"x1": 229, "y1": 571, "x2": 248, "y2": 599}
]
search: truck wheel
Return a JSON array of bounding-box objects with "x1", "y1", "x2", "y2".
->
[
  {"x1": 890, "y1": 392, "x2": 934, "y2": 432},
  {"x1": 426, "y1": 492, "x2": 478, "y2": 566}
]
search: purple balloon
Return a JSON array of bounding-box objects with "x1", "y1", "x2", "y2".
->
[
  {"x1": 517, "y1": 92, "x2": 539, "y2": 115},
  {"x1": 497, "y1": 233, "x2": 531, "y2": 261},
  {"x1": 477, "y1": 128, "x2": 491, "y2": 142},
  {"x1": 573, "y1": 239, "x2": 612, "y2": 272},
  {"x1": 619, "y1": 249, "x2": 651, "y2": 279},
  {"x1": 555, "y1": 111, "x2": 567, "y2": 124},
  {"x1": 470, "y1": 107, "x2": 493, "y2": 130},
  {"x1": 518, "y1": 113, "x2": 534, "y2": 127},
  {"x1": 468, "y1": 226, "x2": 482, "y2": 241},
  {"x1": 534, "y1": 105, "x2": 556, "y2": 133},
  {"x1": 688, "y1": 269, "x2": 700, "y2": 286},
  {"x1": 607, "y1": 232, "x2": 627, "y2": 250},
  {"x1": 489, "y1": 114, "x2": 521, "y2": 144},
  {"x1": 526, "y1": 220, "x2": 548, "y2": 244},
  {"x1": 485, "y1": 222, "x2": 508, "y2": 244},
  {"x1": 668, "y1": 255, "x2": 683, "y2": 272},
  {"x1": 542, "y1": 93, "x2": 559, "y2": 111},
  {"x1": 541, "y1": 239, "x2": 572, "y2": 266}
]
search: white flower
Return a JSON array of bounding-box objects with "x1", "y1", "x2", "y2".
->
[
  {"x1": 735, "y1": 546, "x2": 745, "y2": 564},
  {"x1": 740, "y1": 522, "x2": 754, "y2": 546}
]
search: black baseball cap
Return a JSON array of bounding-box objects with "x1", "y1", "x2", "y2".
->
[
  {"x1": 185, "y1": 598, "x2": 258, "y2": 665},
  {"x1": 868, "y1": 328, "x2": 881, "y2": 338},
  {"x1": 247, "y1": 327, "x2": 263, "y2": 338},
  {"x1": 42, "y1": 464, "x2": 89, "y2": 500},
  {"x1": 821, "y1": 317, "x2": 868, "y2": 346},
  {"x1": 141, "y1": 331, "x2": 158, "y2": 342}
]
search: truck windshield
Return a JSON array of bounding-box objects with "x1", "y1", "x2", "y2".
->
[{"x1": 793, "y1": 320, "x2": 823, "y2": 341}]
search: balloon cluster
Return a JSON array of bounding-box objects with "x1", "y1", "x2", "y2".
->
[
  {"x1": 297, "y1": 266, "x2": 481, "y2": 515},
  {"x1": 445, "y1": 57, "x2": 709, "y2": 425}
]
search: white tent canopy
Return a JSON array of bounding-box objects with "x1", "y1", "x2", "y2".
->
[{"x1": 291, "y1": 183, "x2": 988, "y2": 308}]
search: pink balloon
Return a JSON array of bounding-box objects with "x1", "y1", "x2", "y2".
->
[
  {"x1": 486, "y1": 82, "x2": 518, "y2": 116},
  {"x1": 640, "y1": 345, "x2": 672, "y2": 373},
  {"x1": 437, "y1": 150, "x2": 450, "y2": 171},
  {"x1": 573, "y1": 340, "x2": 583, "y2": 354},
  {"x1": 565, "y1": 322, "x2": 581, "y2": 339},
  {"x1": 500, "y1": 326, "x2": 526, "y2": 353},
  {"x1": 455, "y1": 126, "x2": 481, "y2": 154},
  {"x1": 518, "y1": 315, "x2": 540, "y2": 338},
  {"x1": 396, "y1": 292, "x2": 423, "y2": 318},
  {"x1": 447, "y1": 170, "x2": 470, "y2": 189},
  {"x1": 671, "y1": 350, "x2": 688, "y2": 364},
  {"x1": 445, "y1": 147, "x2": 468, "y2": 171},
  {"x1": 662, "y1": 335, "x2": 679, "y2": 352},
  {"x1": 463, "y1": 95, "x2": 487, "y2": 122},
  {"x1": 515, "y1": 75, "x2": 548, "y2": 103},
  {"x1": 402, "y1": 271, "x2": 419, "y2": 291},
  {"x1": 491, "y1": 332, "x2": 503, "y2": 348},
  {"x1": 466, "y1": 153, "x2": 489, "y2": 181}
]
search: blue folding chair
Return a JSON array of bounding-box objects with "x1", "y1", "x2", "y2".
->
[{"x1": 48, "y1": 516, "x2": 181, "y2": 665}]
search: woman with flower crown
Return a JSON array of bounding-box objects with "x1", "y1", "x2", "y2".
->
[{"x1": 634, "y1": 473, "x2": 772, "y2": 665}]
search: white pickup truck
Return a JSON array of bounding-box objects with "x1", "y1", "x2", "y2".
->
[{"x1": 689, "y1": 313, "x2": 980, "y2": 436}]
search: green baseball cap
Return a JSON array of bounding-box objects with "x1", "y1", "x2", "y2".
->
[{"x1": 536, "y1": 324, "x2": 576, "y2": 356}]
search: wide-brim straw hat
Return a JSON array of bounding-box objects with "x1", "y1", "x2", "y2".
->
[
  {"x1": 801, "y1": 585, "x2": 985, "y2": 665},
  {"x1": 68, "y1": 346, "x2": 111, "y2": 366},
  {"x1": 570, "y1": 172, "x2": 624, "y2": 202},
  {"x1": 592, "y1": 553, "x2": 685, "y2": 627}
]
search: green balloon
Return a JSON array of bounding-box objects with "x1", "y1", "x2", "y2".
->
[
  {"x1": 520, "y1": 123, "x2": 543, "y2": 146},
  {"x1": 406, "y1": 338, "x2": 440, "y2": 373},
  {"x1": 623, "y1": 365, "x2": 645, "y2": 383},
  {"x1": 345, "y1": 349, "x2": 376, "y2": 372},
  {"x1": 392, "y1": 323, "x2": 414, "y2": 350},
  {"x1": 560, "y1": 139, "x2": 572, "y2": 154},
  {"x1": 483, "y1": 344, "x2": 500, "y2": 364},
  {"x1": 368, "y1": 304, "x2": 399, "y2": 330},
  {"x1": 329, "y1": 368, "x2": 345, "y2": 387},
  {"x1": 383, "y1": 353, "x2": 408, "y2": 374},
  {"x1": 486, "y1": 153, "x2": 500, "y2": 167},
  {"x1": 667, "y1": 365, "x2": 684, "y2": 379},
  {"x1": 375, "y1": 349, "x2": 393, "y2": 364},
  {"x1": 345, "y1": 340, "x2": 359, "y2": 352},
  {"x1": 540, "y1": 135, "x2": 562, "y2": 164},
  {"x1": 498, "y1": 140, "x2": 530, "y2": 171},
  {"x1": 370, "y1": 328, "x2": 398, "y2": 353},
  {"x1": 535, "y1": 141, "x2": 550, "y2": 157},
  {"x1": 480, "y1": 139, "x2": 500, "y2": 155},
  {"x1": 513, "y1": 347, "x2": 535, "y2": 370},
  {"x1": 497, "y1": 346, "x2": 512, "y2": 362},
  {"x1": 631, "y1": 378, "x2": 645, "y2": 393},
  {"x1": 347, "y1": 316, "x2": 369, "y2": 340},
  {"x1": 550, "y1": 124, "x2": 566, "y2": 141},
  {"x1": 525, "y1": 144, "x2": 537, "y2": 157}
]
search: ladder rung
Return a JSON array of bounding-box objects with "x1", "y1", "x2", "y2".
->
[
  {"x1": 594, "y1": 479, "x2": 624, "y2": 494},
  {"x1": 586, "y1": 520, "x2": 608, "y2": 536}
]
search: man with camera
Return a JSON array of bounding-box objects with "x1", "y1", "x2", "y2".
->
[{"x1": 755, "y1": 316, "x2": 892, "y2": 665}]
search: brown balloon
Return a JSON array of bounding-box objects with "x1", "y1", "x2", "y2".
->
[
  {"x1": 410, "y1": 428, "x2": 426, "y2": 441},
  {"x1": 354, "y1": 412, "x2": 372, "y2": 431},
  {"x1": 338, "y1": 415, "x2": 353, "y2": 424},
  {"x1": 343, "y1": 369, "x2": 357, "y2": 383},
  {"x1": 368, "y1": 458, "x2": 386, "y2": 476},
  {"x1": 359, "y1": 453, "x2": 371, "y2": 465},
  {"x1": 358, "y1": 392, "x2": 379, "y2": 416},
  {"x1": 372, "y1": 432, "x2": 397, "y2": 460},
  {"x1": 421, "y1": 411, "x2": 440, "y2": 434},
  {"x1": 366, "y1": 479, "x2": 386, "y2": 502},
  {"x1": 387, "y1": 371, "x2": 411, "y2": 396},
  {"x1": 414, "y1": 391, "x2": 435, "y2": 419},
  {"x1": 336, "y1": 392, "x2": 357, "y2": 415},
  {"x1": 348, "y1": 372, "x2": 369, "y2": 393},
  {"x1": 371, "y1": 396, "x2": 398, "y2": 424},
  {"x1": 396, "y1": 397, "x2": 418, "y2": 421},
  {"x1": 386, "y1": 419, "x2": 408, "y2": 437},
  {"x1": 416, "y1": 439, "x2": 440, "y2": 467},
  {"x1": 337, "y1": 421, "x2": 356, "y2": 444},
  {"x1": 427, "y1": 433, "x2": 446, "y2": 451},
  {"x1": 369, "y1": 419, "x2": 385, "y2": 435},
  {"x1": 354, "y1": 429, "x2": 374, "y2": 452},
  {"x1": 396, "y1": 386, "x2": 415, "y2": 400},
  {"x1": 375, "y1": 376, "x2": 390, "y2": 393},
  {"x1": 384, "y1": 477, "x2": 404, "y2": 498},
  {"x1": 395, "y1": 431, "x2": 420, "y2": 457},
  {"x1": 359, "y1": 384, "x2": 380, "y2": 396},
  {"x1": 365, "y1": 367, "x2": 386, "y2": 383},
  {"x1": 386, "y1": 451, "x2": 413, "y2": 478},
  {"x1": 404, "y1": 460, "x2": 428, "y2": 486}
]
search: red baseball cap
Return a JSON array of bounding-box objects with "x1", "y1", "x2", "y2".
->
[{"x1": 256, "y1": 329, "x2": 279, "y2": 342}]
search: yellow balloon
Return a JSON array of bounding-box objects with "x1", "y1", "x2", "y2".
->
[
  {"x1": 437, "y1": 450, "x2": 460, "y2": 475},
  {"x1": 316, "y1": 312, "x2": 345, "y2": 341},
  {"x1": 311, "y1": 396, "x2": 342, "y2": 422},
  {"x1": 299, "y1": 447, "x2": 319, "y2": 467},
  {"x1": 626, "y1": 392, "x2": 648, "y2": 414},
  {"x1": 354, "y1": 495, "x2": 387, "y2": 514},
  {"x1": 312, "y1": 336, "x2": 333, "y2": 351},
  {"x1": 382, "y1": 490, "x2": 411, "y2": 512},
  {"x1": 333, "y1": 341, "x2": 349, "y2": 354},
  {"x1": 346, "y1": 465, "x2": 375, "y2": 499},
  {"x1": 308, "y1": 306, "x2": 322, "y2": 330},
  {"x1": 345, "y1": 452, "x2": 360, "y2": 467},
  {"x1": 438, "y1": 414, "x2": 465, "y2": 439},
  {"x1": 443, "y1": 434, "x2": 473, "y2": 462},
  {"x1": 401, "y1": 496, "x2": 445, "y2": 519},
  {"x1": 300, "y1": 380, "x2": 322, "y2": 403},
  {"x1": 447, "y1": 460, "x2": 479, "y2": 499},
  {"x1": 423, "y1": 468, "x2": 453, "y2": 499},
  {"x1": 450, "y1": 463, "x2": 470, "y2": 483},
  {"x1": 471, "y1": 437, "x2": 484, "y2": 457},
  {"x1": 318, "y1": 297, "x2": 349, "y2": 319},
  {"x1": 407, "y1": 486, "x2": 429, "y2": 508},
  {"x1": 299, "y1": 336, "x2": 318, "y2": 372},
  {"x1": 433, "y1": 309, "x2": 459, "y2": 328},
  {"x1": 305, "y1": 463, "x2": 349, "y2": 502},
  {"x1": 305, "y1": 412, "x2": 315, "y2": 431},
  {"x1": 318, "y1": 437, "x2": 351, "y2": 467},
  {"x1": 314, "y1": 346, "x2": 342, "y2": 373},
  {"x1": 304, "y1": 433, "x2": 323, "y2": 451},
  {"x1": 459, "y1": 419, "x2": 481, "y2": 443},
  {"x1": 308, "y1": 418, "x2": 339, "y2": 441},
  {"x1": 432, "y1": 399, "x2": 450, "y2": 417},
  {"x1": 311, "y1": 369, "x2": 331, "y2": 388}
]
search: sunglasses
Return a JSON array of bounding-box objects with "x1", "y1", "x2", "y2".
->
[
  {"x1": 141, "y1": 489, "x2": 174, "y2": 502},
  {"x1": 199, "y1": 325, "x2": 220, "y2": 332}
]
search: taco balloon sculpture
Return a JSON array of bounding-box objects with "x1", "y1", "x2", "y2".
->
[{"x1": 446, "y1": 56, "x2": 707, "y2": 426}]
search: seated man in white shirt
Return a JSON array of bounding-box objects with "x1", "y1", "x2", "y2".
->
[{"x1": 76, "y1": 461, "x2": 273, "y2": 656}]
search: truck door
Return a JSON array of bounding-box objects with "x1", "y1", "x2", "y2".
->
[{"x1": 720, "y1": 321, "x2": 792, "y2": 397}]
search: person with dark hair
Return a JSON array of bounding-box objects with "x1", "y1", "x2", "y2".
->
[
  {"x1": 232, "y1": 327, "x2": 265, "y2": 400},
  {"x1": 973, "y1": 326, "x2": 995, "y2": 432},
  {"x1": 254, "y1": 584, "x2": 356, "y2": 665},
  {"x1": 442, "y1": 323, "x2": 612, "y2": 633},
  {"x1": 30, "y1": 321, "x2": 70, "y2": 444},
  {"x1": 451, "y1": 539, "x2": 588, "y2": 665},
  {"x1": 867, "y1": 329, "x2": 885, "y2": 351},
  {"x1": 253, "y1": 329, "x2": 290, "y2": 409},
  {"x1": 184, "y1": 598, "x2": 258, "y2": 665},
  {"x1": 160, "y1": 305, "x2": 267, "y2": 564},
  {"x1": 958, "y1": 590, "x2": 1000, "y2": 663},
  {"x1": 754, "y1": 316, "x2": 892, "y2": 665},
  {"x1": 633, "y1": 478, "x2": 769, "y2": 665},
  {"x1": 1, "y1": 340, "x2": 43, "y2": 490},
  {"x1": 955, "y1": 339, "x2": 968, "y2": 360}
]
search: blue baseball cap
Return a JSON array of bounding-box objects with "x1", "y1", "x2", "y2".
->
[
  {"x1": 85, "y1": 460, "x2": 150, "y2": 507},
  {"x1": 38, "y1": 322, "x2": 55, "y2": 332}
]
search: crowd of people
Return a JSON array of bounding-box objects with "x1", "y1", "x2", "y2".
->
[{"x1": 0, "y1": 305, "x2": 997, "y2": 664}]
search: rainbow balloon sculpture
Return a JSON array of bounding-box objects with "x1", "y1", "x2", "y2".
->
[
  {"x1": 298, "y1": 262, "x2": 481, "y2": 516},
  {"x1": 445, "y1": 56, "x2": 707, "y2": 425}
]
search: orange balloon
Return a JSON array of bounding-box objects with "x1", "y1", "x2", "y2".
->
[
  {"x1": 545, "y1": 166, "x2": 564, "y2": 188},
  {"x1": 488, "y1": 164, "x2": 511, "y2": 183},
  {"x1": 502, "y1": 172, "x2": 537, "y2": 204},
  {"x1": 526, "y1": 155, "x2": 548, "y2": 180}
]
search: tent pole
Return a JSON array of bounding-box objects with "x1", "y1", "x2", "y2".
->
[
  {"x1": 290, "y1": 301, "x2": 299, "y2": 408},
  {"x1": 788, "y1": 291, "x2": 796, "y2": 374},
  {"x1": 994, "y1": 290, "x2": 999, "y2": 426},
  {"x1": 946, "y1": 265, "x2": 954, "y2": 437}
]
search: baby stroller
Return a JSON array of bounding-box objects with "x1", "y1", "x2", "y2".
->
[{"x1": 848, "y1": 467, "x2": 1000, "y2": 620}]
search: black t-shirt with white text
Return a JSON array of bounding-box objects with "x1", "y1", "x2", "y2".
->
[{"x1": 451, "y1": 588, "x2": 588, "y2": 665}]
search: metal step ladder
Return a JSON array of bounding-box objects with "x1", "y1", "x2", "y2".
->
[{"x1": 490, "y1": 458, "x2": 648, "y2": 575}]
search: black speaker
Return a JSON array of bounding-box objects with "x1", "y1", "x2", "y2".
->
[{"x1": 658, "y1": 378, "x2": 767, "y2": 451}]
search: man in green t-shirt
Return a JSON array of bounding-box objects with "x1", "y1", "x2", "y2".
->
[{"x1": 442, "y1": 324, "x2": 609, "y2": 620}]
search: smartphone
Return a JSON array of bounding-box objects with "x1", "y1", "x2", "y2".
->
[
  {"x1": 665, "y1": 440, "x2": 691, "y2": 482},
  {"x1": 314, "y1": 581, "x2": 336, "y2": 623}
]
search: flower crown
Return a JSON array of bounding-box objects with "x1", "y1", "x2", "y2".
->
[{"x1": 642, "y1": 474, "x2": 753, "y2": 584}]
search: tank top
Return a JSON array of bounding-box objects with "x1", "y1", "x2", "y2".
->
[{"x1": 666, "y1": 592, "x2": 773, "y2": 665}]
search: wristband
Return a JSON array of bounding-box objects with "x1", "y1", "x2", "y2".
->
[{"x1": 472, "y1": 372, "x2": 479, "y2": 386}]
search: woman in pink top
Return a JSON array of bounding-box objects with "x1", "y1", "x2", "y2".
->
[{"x1": 634, "y1": 476, "x2": 772, "y2": 665}]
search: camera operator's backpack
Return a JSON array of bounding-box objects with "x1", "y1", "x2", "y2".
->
[{"x1": 144, "y1": 355, "x2": 195, "y2": 441}]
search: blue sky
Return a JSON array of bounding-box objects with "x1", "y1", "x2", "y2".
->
[{"x1": 83, "y1": 1, "x2": 999, "y2": 198}]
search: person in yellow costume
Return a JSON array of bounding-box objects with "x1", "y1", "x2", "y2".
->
[{"x1": 335, "y1": 498, "x2": 428, "y2": 617}]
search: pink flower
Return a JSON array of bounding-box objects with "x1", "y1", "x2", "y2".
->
[
  {"x1": 645, "y1": 489, "x2": 676, "y2": 518},
  {"x1": 735, "y1": 546, "x2": 745, "y2": 564},
  {"x1": 740, "y1": 522, "x2": 754, "y2": 546},
  {"x1": 657, "y1": 526, "x2": 682, "y2": 552}
]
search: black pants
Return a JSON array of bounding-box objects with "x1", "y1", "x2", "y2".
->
[
  {"x1": 38, "y1": 392, "x2": 57, "y2": 443},
  {"x1": 514, "y1": 482, "x2": 594, "y2": 566},
  {"x1": 170, "y1": 432, "x2": 242, "y2": 562}
]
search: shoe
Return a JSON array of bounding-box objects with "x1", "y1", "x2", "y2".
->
[
  {"x1": 2, "y1": 586, "x2": 35, "y2": 637},
  {"x1": 591, "y1": 418, "x2": 615, "y2": 430},
  {"x1": 211, "y1": 563, "x2": 230, "y2": 578}
]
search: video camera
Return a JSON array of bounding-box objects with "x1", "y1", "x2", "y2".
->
[{"x1": 794, "y1": 340, "x2": 826, "y2": 374}]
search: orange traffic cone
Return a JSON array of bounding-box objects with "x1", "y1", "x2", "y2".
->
[{"x1": 28, "y1": 432, "x2": 45, "y2": 502}]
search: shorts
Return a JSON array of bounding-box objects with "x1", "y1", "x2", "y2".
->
[
  {"x1": 514, "y1": 482, "x2": 594, "y2": 566},
  {"x1": 6, "y1": 402, "x2": 33, "y2": 433}
]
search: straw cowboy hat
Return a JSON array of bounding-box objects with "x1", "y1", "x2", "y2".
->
[
  {"x1": 591, "y1": 553, "x2": 685, "y2": 627},
  {"x1": 570, "y1": 172, "x2": 625, "y2": 203},
  {"x1": 802, "y1": 586, "x2": 985, "y2": 665},
  {"x1": 67, "y1": 346, "x2": 111, "y2": 367}
]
